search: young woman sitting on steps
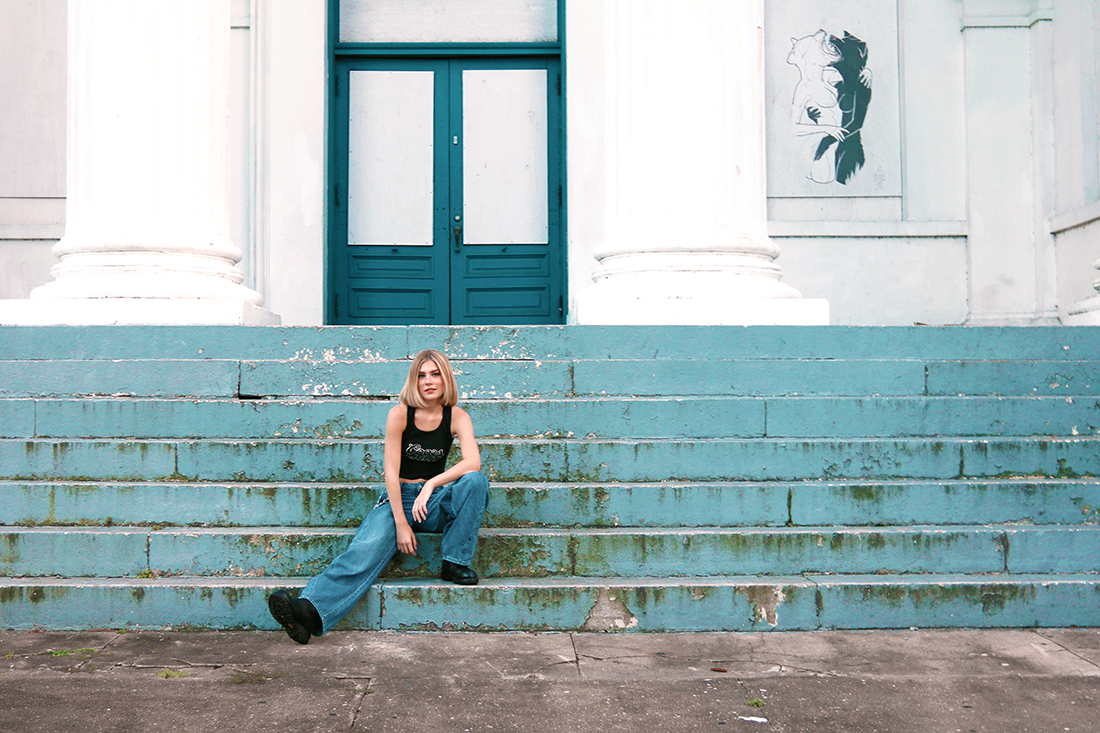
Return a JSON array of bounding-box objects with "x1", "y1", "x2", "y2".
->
[{"x1": 267, "y1": 349, "x2": 490, "y2": 644}]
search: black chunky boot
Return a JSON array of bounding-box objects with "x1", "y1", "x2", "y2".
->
[
  {"x1": 440, "y1": 560, "x2": 479, "y2": 586},
  {"x1": 267, "y1": 590, "x2": 321, "y2": 644}
]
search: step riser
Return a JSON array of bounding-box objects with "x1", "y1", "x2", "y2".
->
[
  {"x1": 4, "y1": 325, "x2": 1100, "y2": 361},
  {"x1": 2, "y1": 483, "x2": 372, "y2": 528},
  {"x1": 0, "y1": 361, "x2": 241, "y2": 398},
  {"x1": 6, "y1": 396, "x2": 1097, "y2": 440},
  {"x1": 581, "y1": 360, "x2": 1100, "y2": 398},
  {"x1": 7, "y1": 527, "x2": 1100, "y2": 578},
  {"x1": 4, "y1": 439, "x2": 1098, "y2": 482},
  {"x1": 812, "y1": 576, "x2": 1100, "y2": 629},
  {"x1": 13, "y1": 398, "x2": 772, "y2": 440},
  {"x1": 6, "y1": 359, "x2": 1100, "y2": 399},
  {"x1": 2, "y1": 577, "x2": 1097, "y2": 632},
  {"x1": 244, "y1": 360, "x2": 563, "y2": 399},
  {"x1": 0, "y1": 530, "x2": 148, "y2": 577},
  {"x1": 6, "y1": 481, "x2": 1099, "y2": 529},
  {"x1": 9, "y1": 482, "x2": 1100, "y2": 528}
]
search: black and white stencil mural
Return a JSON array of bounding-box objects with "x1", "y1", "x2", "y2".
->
[
  {"x1": 765, "y1": 1, "x2": 899, "y2": 199},
  {"x1": 788, "y1": 30, "x2": 871, "y2": 185}
]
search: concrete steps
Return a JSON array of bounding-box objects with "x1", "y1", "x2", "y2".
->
[
  {"x1": 5, "y1": 436, "x2": 1099, "y2": 482},
  {"x1": 6, "y1": 524, "x2": 1100, "y2": 579},
  {"x1": 8, "y1": 479, "x2": 1100, "y2": 527},
  {"x1": 3, "y1": 574, "x2": 1098, "y2": 632},
  {"x1": 1, "y1": 324, "x2": 1099, "y2": 632}
]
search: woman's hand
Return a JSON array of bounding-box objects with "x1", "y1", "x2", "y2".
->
[
  {"x1": 396, "y1": 522, "x2": 417, "y2": 556},
  {"x1": 412, "y1": 482, "x2": 435, "y2": 524}
]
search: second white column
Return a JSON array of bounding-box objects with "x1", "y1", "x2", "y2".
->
[{"x1": 575, "y1": 0, "x2": 826, "y2": 325}]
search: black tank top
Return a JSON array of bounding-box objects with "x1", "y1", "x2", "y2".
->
[{"x1": 399, "y1": 405, "x2": 453, "y2": 480}]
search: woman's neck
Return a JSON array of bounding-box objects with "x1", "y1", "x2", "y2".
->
[{"x1": 417, "y1": 399, "x2": 443, "y2": 415}]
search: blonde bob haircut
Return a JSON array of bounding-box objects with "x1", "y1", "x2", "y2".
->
[{"x1": 399, "y1": 349, "x2": 459, "y2": 408}]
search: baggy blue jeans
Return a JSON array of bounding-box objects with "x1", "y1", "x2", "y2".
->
[{"x1": 299, "y1": 471, "x2": 490, "y2": 635}]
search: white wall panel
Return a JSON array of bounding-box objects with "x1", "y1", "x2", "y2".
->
[
  {"x1": 463, "y1": 69, "x2": 548, "y2": 245},
  {"x1": 765, "y1": 0, "x2": 901, "y2": 201},
  {"x1": 348, "y1": 70, "x2": 435, "y2": 246},
  {"x1": 340, "y1": 0, "x2": 557, "y2": 43}
]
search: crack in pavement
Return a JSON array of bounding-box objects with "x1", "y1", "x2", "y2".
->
[{"x1": 1036, "y1": 629, "x2": 1100, "y2": 672}]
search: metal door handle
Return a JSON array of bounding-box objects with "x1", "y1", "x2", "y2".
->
[{"x1": 454, "y1": 225, "x2": 462, "y2": 252}]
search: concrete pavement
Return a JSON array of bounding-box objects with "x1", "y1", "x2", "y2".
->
[{"x1": 1, "y1": 628, "x2": 1098, "y2": 732}]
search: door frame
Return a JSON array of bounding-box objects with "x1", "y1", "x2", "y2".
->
[{"x1": 325, "y1": 2, "x2": 566, "y2": 325}]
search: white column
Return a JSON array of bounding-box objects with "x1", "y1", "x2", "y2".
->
[
  {"x1": 961, "y1": 9, "x2": 1045, "y2": 324},
  {"x1": 1066, "y1": 256, "x2": 1100, "y2": 324},
  {"x1": 0, "y1": 0, "x2": 278, "y2": 325},
  {"x1": 574, "y1": 0, "x2": 826, "y2": 325}
]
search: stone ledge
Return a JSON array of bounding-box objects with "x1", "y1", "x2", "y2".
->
[{"x1": 0, "y1": 298, "x2": 281, "y2": 326}]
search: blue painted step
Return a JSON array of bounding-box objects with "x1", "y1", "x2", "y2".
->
[
  {"x1": 2, "y1": 324, "x2": 1100, "y2": 633},
  {"x1": 9, "y1": 479, "x2": 1100, "y2": 528},
  {"x1": 3, "y1": 324, "x2": 1100, "y2": 361},
  {"x1": 7, "y1": 525, "x2": 1100, "y2": 579},
  {"x1": 2, "y1": 574, "x2": 1098, "y2": 632},
  {"x1": 8, "y1": 395, "x2": 1097, "y2": 439},
  {"x1": 5, "y1": 480, "x2": 1100, "y2": 528},
  {"x1": 4, "y1": 436, "x2": 1098, "y2": 482},
  {"x1": 6, "y1": 357, "x2": 1100, "y2": 399}
]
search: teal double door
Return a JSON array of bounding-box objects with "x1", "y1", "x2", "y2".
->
[{"x1": 331, "y1": 57, "x2": 563, "y2": 324}]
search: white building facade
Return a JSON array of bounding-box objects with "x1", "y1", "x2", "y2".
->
[{"x1": 2, "y1": 0, "x2": 1099, "y2": 326}]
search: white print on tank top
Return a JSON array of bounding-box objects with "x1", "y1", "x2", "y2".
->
[{"x1": 405, "y1": 443, "x2": 445, "y2": 463}]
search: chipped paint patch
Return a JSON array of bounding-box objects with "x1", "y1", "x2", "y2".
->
[
  {"x1": 737, "y1": 585, "x2": 784, "y2": 627},
  {"x1": 582, "y1": 587, "x2": 638, "y2": 631}
]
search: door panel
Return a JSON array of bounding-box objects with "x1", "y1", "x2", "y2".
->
[
  {"x1": 461, "y1": 69, "x2": 549, "y2": 245},
  {"x1": 333, "y1": 57, "x2": 561, "y2": 325},
  {"x1": 347, "y1": 70, "x2": 435, "y2": 246}
]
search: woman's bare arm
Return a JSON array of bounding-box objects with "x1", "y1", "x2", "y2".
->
[{"x1": 384, "y1": 404, "x2": 418, "y2": 555}]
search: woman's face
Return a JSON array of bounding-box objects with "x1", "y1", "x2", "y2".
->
[{"x1": 417, "y1": 360, "x2": 443, "y2": 404}]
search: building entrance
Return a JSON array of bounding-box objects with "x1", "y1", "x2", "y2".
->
[{"x1": 330, "y1": 57, "x2": 563, "y2": 324}]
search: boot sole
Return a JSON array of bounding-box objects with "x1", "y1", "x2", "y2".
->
[{"x1": 267, "y1": 592, "x2": 312, "y2": 645}]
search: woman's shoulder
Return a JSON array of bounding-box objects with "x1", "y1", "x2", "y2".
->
[
  {"x1": 450, "y1": 405, "x2": 473, "y2": 426},
  {"x1": 386, "y1": 402, "x2": 410, "y2": 426}
]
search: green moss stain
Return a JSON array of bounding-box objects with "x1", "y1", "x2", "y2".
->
[
  {"x1": 850, "y1": 485, "x2": 880, "y2": 503},
  {"x1": 594, "y1": 487, "x2": 611, "y2": 515},
  {"x1": 503, "y1": 486, "x2": 527, "y2": 510},
  {"x1": 1056, "y1": 459, "x2": 1081, "y2": 479},
  {"x1": 325, "y1": 487, "x2": 355, "y2": 517},
  {"x1": 395, "y1": 587, "x2": 425, "y2": 606},
  {"x1": 222, "y1": 587, "x2": 245, "y2": 608},
  {"x1": 995, "y1": 533, "x2": 1010, "y2": 571},
  {"x1": 858, "y1": 582, "x2": 1036, "y2": 616},
  {"x1": 862, "y1": 584, "x2": 906, "y2": 605},
  {"x1": 381, "y1": 556, "x2": 433, "y2": 579},
  {"x1": 480, "y1": 536, "x2": 552, "y2": 577},
  {"x1": 570, "y1": 486, "x2": 591, "y2": 517}
]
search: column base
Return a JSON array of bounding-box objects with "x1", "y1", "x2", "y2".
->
[
  {"x1": 574, "y1": 287, "x2": 829, "y2": 325},
  {"x1": 0, "y1": 299, "x2": 281, "y2": 326},
  {"x1": 1065, "y1": 296, "x2": 1100, "y2": 325}
]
